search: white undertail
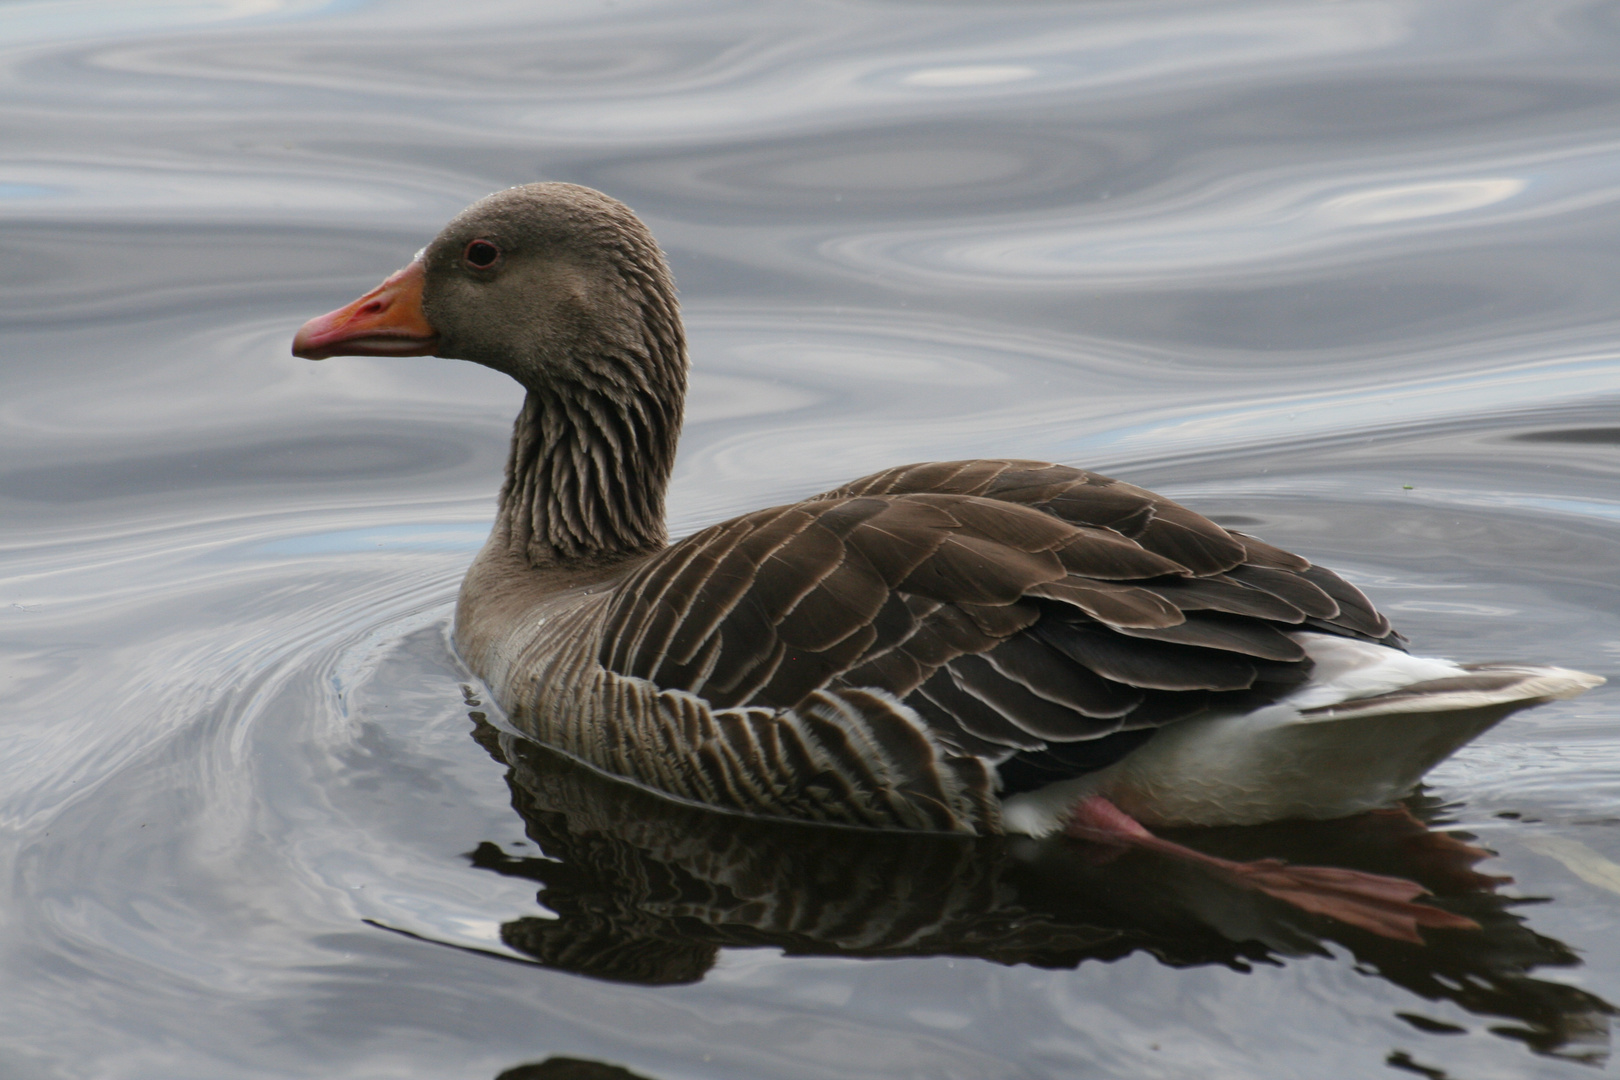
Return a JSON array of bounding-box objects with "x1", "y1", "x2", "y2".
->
[{"x1": 1000, "y1": 633, "x2": 1603, "y2": 835}]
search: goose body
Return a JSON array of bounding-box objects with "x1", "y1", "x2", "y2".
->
[{"x1": 294, "y1": 182, "x2": 1601, "y2": 839}]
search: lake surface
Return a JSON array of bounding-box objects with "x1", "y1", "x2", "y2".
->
[{"x1": 5, "y1": 1, "x2": 1620, "y2": 1077}]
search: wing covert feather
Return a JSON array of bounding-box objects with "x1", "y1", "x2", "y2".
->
[{"x1": 594, "y1": 459, "x2": 1400, "y2": 800}]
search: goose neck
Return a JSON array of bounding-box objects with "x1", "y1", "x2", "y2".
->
[{"x1": 496, "y1": 383, "x2": 677, "y2": 566}]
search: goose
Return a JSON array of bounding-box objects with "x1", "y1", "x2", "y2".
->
[{"x1": 293, "y1": 183, "x2": 1601, "y2": 935}]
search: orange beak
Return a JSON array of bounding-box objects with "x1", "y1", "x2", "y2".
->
[{"x1": 292, "y1": 260, "x2": 439, "y2": 360}]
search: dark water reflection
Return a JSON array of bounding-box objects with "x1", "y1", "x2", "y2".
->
[
  {"x1": 450, "y1": 713, "x2": 1613, "y2": 1064},
  {"x1": 6, "y1": 0, "x2": 1620, "y2": 1077}
]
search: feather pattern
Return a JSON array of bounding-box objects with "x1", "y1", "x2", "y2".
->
[
  {"x1": 548, "y1": 459, "x2": 1398, "y2": 830},
  {"x1": 295, "y1": 183, "x2": 1600, "y2": 837}
]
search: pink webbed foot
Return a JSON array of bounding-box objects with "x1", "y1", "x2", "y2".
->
[{"x1": 1064, "y1": 796, "x2": 1479, "y2": 944}]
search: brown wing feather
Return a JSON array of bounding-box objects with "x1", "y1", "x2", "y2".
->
[
  {"x1": 1026, "y1": 579, "x2": 1185, "y2": 628},
  {"x1": 1134, "y1": 574, "x2": 1307, "y2": 623},
  {"x1": 599, "y1": 458, "x2": 1400, "y2": 795},
  {"x1": 978, "y1": 634, "x2": 1145, "y2": 719},
  {"x1": 1297, "y1": 562, "x2": 1393, "y2": 639},
  {"x1": 1112, "y1": 617, "x2": 1308, "y2": 662}
]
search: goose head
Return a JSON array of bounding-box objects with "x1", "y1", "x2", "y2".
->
[
  {"x1": 293, "y1": 183, "x2": 689, "y2": 563},
  {"x1": 292, "y1": 182, "x2": 686, "y2": 400}
]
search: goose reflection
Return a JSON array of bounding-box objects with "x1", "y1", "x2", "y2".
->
[{"x1": 455, "y1": 712, "x2": 1611, "y2": 1063}]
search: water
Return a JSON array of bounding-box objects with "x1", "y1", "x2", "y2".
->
[{"x1": 4, "y1": 1, "x2": 1620, "y2": 1076}]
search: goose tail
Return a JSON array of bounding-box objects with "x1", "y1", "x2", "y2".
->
[
  {"x1": 1007, "y1": 637, "x2": 1605, "y2": 832},
  {"x1": 1296, "y1": 662, "x2": 1603, "y2": 722}
]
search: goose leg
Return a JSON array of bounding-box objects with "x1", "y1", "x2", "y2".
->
[{"x1": 1064, "y1": 796, "x2": 1479, "y2": 943}]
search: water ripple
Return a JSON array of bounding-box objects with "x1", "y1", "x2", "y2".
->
[{"x1": 7, "y1": 0, "x2": 1620, "y2": 1077}]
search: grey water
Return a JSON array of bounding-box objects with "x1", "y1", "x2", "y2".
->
[{"x1": 5, "y1": 0, "x2": 1620, "y2": 1077}]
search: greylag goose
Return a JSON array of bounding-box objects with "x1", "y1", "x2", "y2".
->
[{"x1": 293, "y1": 183, "x2": 1600, "y2": 931}]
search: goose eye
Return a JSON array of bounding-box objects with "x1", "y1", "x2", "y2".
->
[{"x1": 463, "y1": 239, "x2": 501, "y2": 269}]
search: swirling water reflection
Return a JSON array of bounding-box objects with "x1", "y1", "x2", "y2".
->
[{"x1": 4, "y1": 1, "x2": 1620, "y2": 1077}]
